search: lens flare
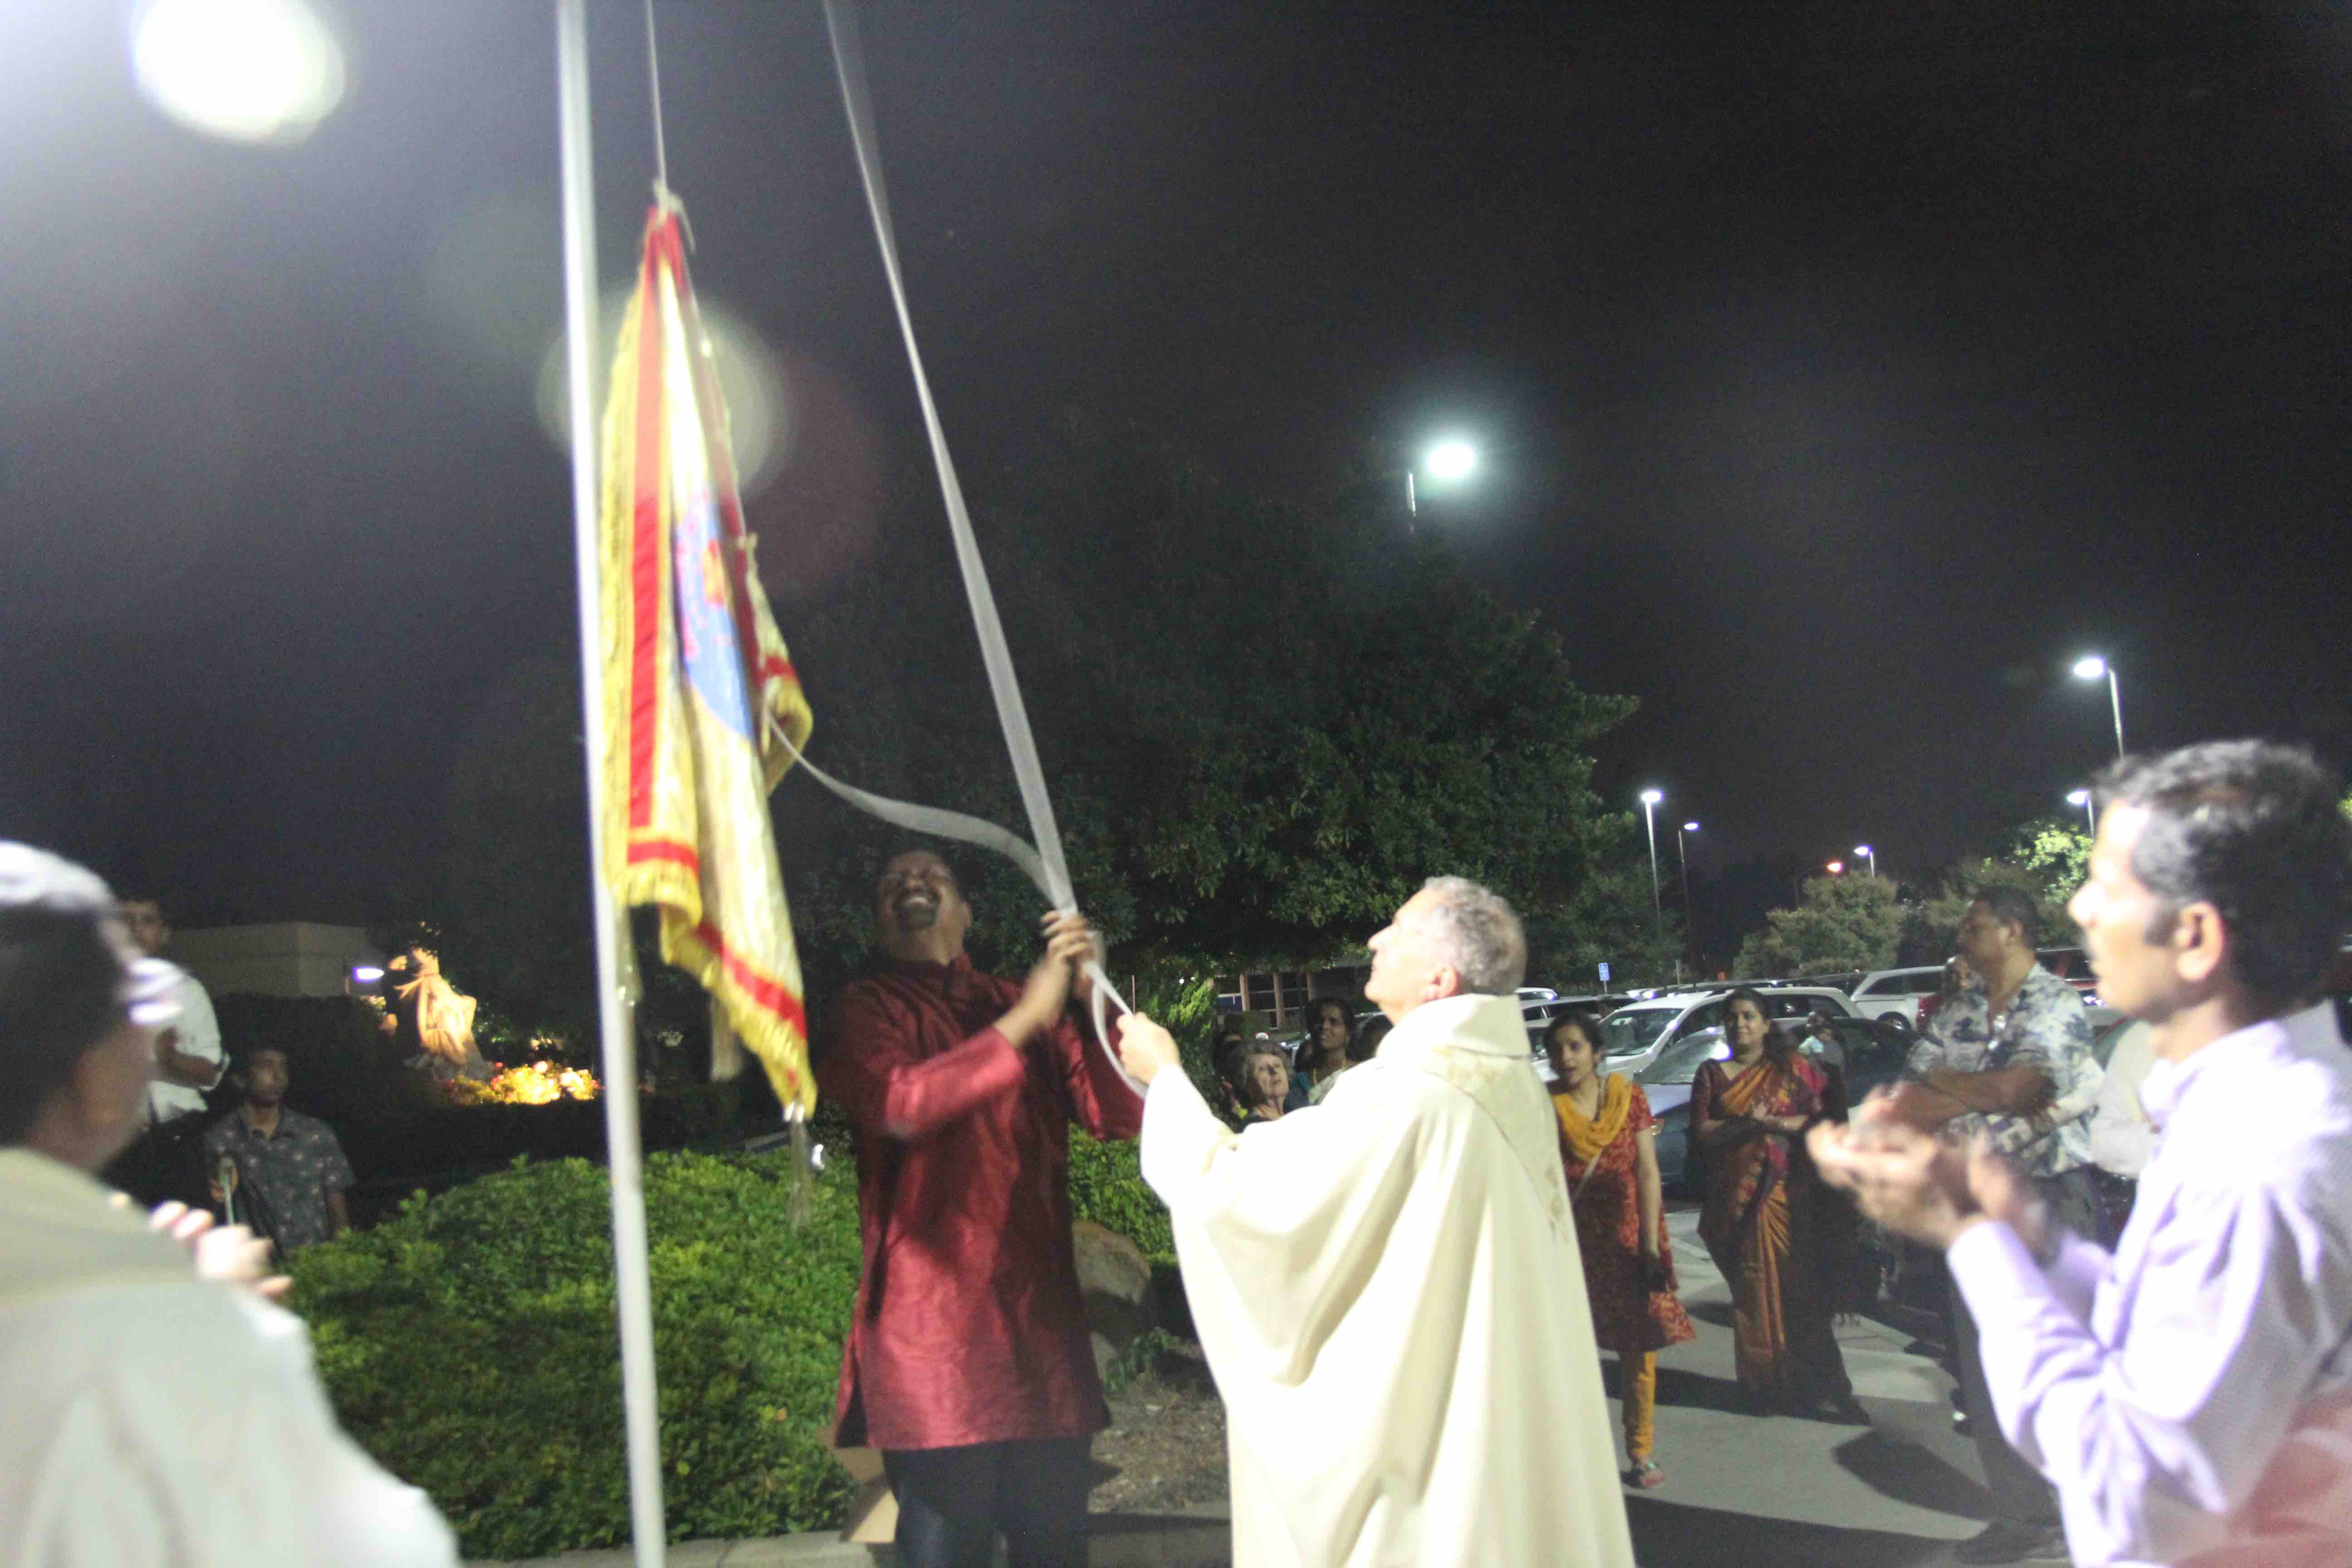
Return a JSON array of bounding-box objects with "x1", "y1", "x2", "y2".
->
[{"x1": 131, "y1": 0, "x2": 346, "y2": 146}]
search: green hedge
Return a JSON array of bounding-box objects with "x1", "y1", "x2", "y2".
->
[
  {"x1": 292, "y1": 1152, "x2": 862, "y2": 1558},
  {"x1": 292, "y1": 1132, "x2": 1173, "y2": 1557}
]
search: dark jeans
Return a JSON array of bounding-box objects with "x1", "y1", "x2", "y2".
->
[
  {"x1": 883, "y1": 1436, "x2": 1091, "y2": 1568},
  {"x1": 1952, "y1": 1166, "x2": 2101, "y2": 1528}
]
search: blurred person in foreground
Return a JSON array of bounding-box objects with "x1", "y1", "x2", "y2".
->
[
  {"x1": 1893, "y1": 882, "x2": 2105, "y2": 1562},
  {"x1": 1812, "y1": 741, "x2": 2352, "y2": 1568},
  {"x1": 819, "y1": 849, "x2": 1142, "y2": 1568},
  {"x1": 1115, "y1": 877, "x2": 1634, "y2": 1568},
  {"x1": 1689, "y1": 987, "x2": 1864, "y2": 1421},
  {"x1": 0, "y1": 842, "x2": 454, "y2": 1566},
  {"x1": 1547, "y1": 1010, "x2": 1695, "y2": 1487},
  {"x1": 205, "y1": 1044, "x2": 355, "y2": 1258}
]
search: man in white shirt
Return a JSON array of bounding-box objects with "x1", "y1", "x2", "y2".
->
[
  {"x1": 0, "y1": 842, "x2": 456, "y2": 1567},
  {"x1": 1810, "y1": 741, "x2": 2352, "y2": 1568},
  {"x1": 1114, "y1": 877, "x2": 1635, "y2": 1568},
  {"x1": 103, "y1": 888, "x2": 225, "y2": 1206}
]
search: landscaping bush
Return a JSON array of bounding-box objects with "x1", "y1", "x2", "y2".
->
[
  {"x1": 291, "y1": 1151, "x2": 863, "y2": 1558},
  {"x1": 292, "y1": 1126, "x2": 1175, "y2": 1556}
]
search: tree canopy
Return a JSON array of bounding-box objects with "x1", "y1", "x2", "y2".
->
[{"x1": 423, "y1": 416, "x2": 1662, "y2": 1044}]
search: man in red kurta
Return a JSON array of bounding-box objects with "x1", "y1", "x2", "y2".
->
[{"x1": 821, "y1": 848, "x2": 1143, "y2": 1568}]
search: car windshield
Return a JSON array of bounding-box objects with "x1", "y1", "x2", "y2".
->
[
  {"x1": 1597, "y1": 1005, "x2": 1679, "y2": 1059},
  {"x1": 1639, "y1": 1028, "x2": 1730, "y2": 1086}
]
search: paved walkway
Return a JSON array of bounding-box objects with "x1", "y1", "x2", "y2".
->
[{"x1": 480, "y1": 1209, "x2": 2025, "y2": 1568}]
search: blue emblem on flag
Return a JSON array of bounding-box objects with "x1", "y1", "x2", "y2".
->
[{"x1": 672, "y1": 482, "x2": 755, "y2": 739}]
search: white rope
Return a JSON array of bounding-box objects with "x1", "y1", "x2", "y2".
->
[
  {"x1": 808, "y1": 0, "x2": 1142, "y2": 1093},
  {"x1": 643, "y1": 0, "x2": 670, "y2": 201}
]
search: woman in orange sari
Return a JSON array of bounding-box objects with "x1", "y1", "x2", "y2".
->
[
  {"x1": 1549, "y1": 1011, "x2": 1696, "y2": 1486},
  {"x1": 1689, "y1": 988, "x2": 1865, "y2": 1421}
]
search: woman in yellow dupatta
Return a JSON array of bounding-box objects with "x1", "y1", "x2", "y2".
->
[
  {"x1": 1689, "y1": 989, "x2": 1864, "y2": 1421},
  {"x1": 1549, "y1": 1012, "x2": 1695, "y2": 1486}
]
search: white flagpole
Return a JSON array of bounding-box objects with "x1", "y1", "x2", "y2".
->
[{"x1": 555, "y1": 3, "x2": 668, "y2": 1564}]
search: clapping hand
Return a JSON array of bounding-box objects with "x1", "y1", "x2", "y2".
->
[{"x1": 144, "y1": 1200, "x2": 293, "y2": 1301}]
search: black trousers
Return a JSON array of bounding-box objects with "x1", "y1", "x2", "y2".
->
[
  {"x1": 1952, "y1": 1166, "x2": 2102, "y2": 1527},
  {"x1": 883, "y1": 1436, "x2": 1091, "y2": 1568},
  {"x1": 100, "y1": 1113, "x2": 208, "y2": 1208}
]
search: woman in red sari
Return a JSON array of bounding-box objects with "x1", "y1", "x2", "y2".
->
[
  {"x1": 1548, "y1": 1011, "x2": 1696, "y2": 1486},
  {"x1": 1689, "y1": 988, "x2": 1865, "y2": 1421}
]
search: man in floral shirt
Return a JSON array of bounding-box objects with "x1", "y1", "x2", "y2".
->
[
  {"x1": 1889, "y1": 884, "x2": 2103, "y2": 1565},
  {"x1": 204, "y1": 1047, "x2": 354, "y2": 1257}
]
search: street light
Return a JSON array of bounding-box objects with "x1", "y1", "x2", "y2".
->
[
  {"x1": 2072, "y1": 655, "x2": 2127, "y2": 759},
  {"x1": 132, "y1": 0, "x2": 347, "y2": 145},
  {"x1": 1406, "y1": 439, "x2": 1478, "y2": 522},
  {"x1": 1826, "y1": 860, "x2": 1845, "y2": 876},
  {"x1": 2067, "y1": 788, "x2": 2097, "y2": 834},
  {"x1": 1639, "y1": 790, "x2": 1664, "y2": 936},
  {"x1": 1854, "y1": 844, "x2": 1876, "y2": 878},
  {"x1": 1677, "y1": 822, "x2": 1699, "y2": 920}
]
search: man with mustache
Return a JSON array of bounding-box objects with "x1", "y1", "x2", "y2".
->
[{"x1": 819, "y1": 849, "x2": 1143, "y2": 1568}]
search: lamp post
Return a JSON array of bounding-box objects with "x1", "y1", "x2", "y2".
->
[
  {"x1": 1406, "y1": 439, "x2": 1477, "y2": 529},
  {"x1": 1854, "y1": 843, "x2": 1875, "y2": 878},
  {"x1": 2073, "y1": 655, "x2": 2127, "y2": 759},
  {"x1": 1676, "y1": 822, "x2": 1699, "y2": 917},
  {"x1": 1639, "y1": 790, "x2": 1664, "y2": 936},
  {"x1": 2068, "y1": 788, "x2": 2097, "y2": 834}
]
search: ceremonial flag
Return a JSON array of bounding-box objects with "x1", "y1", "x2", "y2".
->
[{"x1": 598, "y1": 206, "x2": 816, "y2": 1112}]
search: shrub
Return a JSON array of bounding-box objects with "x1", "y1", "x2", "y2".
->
[
  {"x1": 293, "y1": 1125, "x2": 1175, "y2": 1555},
  {"x1": 1068, "y1": 1127, "x2": 1173, "y2": 1261},
  {"x1": 291, "y1": 1151, "x2": 862, "y2": 1558}
]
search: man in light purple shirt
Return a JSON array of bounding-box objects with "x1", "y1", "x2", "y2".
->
[{"x1": 1811, "y1": 741, "x2": 2352, "y2": 1568}]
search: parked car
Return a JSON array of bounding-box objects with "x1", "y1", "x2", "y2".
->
[
  {"x1": 1849, "y1": 966, "x2": 1945, "y2": 1028},
  {"x1": 1640, "y1": 1014, "x2": 1916, "y2": 1194},
  {"x1": 1524, "y1": 993, "x2": 1633, "y2": 1079},
  {"x1": 1588, "y1": 985, "x2": 1857, "y2": 1080}
]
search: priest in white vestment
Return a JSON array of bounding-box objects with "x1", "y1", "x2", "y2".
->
[{"x1": 1117, "y1": 876, "x2": 1637, "y2": 1568}]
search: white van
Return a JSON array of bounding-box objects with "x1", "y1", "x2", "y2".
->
[{"x1": 1848, "y1": 966, "x2": 1945, "y2": 1028}]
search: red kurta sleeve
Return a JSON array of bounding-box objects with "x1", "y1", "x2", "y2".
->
[
  {"x1": 1628, "y1": 1082, "x2": 1656, "y2": 1135},
  {"x1": 825, "y1": 983, "x2": 1028, "y2": 1144},
  {"x1": 1045, "y1": 1004, "x2": 1145, "y2": 1142}
]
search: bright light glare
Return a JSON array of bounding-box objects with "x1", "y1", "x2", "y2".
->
[
  {"x1": 1854, "y1": 844, "x2": 1872, "y2": 856},
  {"x1": 1638, "y1": 789, "x2": 1663, "y2": 805},
  {"x1": 1827, "y1": 861, "x2": 1844, "y2": 874},
  {"x1": 133, "y1": 0, "x2": 345, "y2": 146},
  {"x1": 2072, "y1": 655, "x2": 2108, "y2": 681},
  {"x1": 1424, "y1": 441, "x2": 1476, "y2": 481},
  {"x1": 351, "y1": 965, "x2": 384, "y2": 982},
  {"x1": 2066, "y1": 790, "x2": 2091, "y2": 806},
  {"x1": 1682, "y1": 822, "x2": 1700, "y2": 833}
]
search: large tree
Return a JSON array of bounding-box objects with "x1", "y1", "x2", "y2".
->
[
  {"x1": 1733, "y1": 874, "x2": 1905, "y2": 978},
  {"x1": 428, "y1": 416, "x2": 1652, "y2": 1038}
]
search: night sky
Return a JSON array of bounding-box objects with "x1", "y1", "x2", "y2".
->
[{"x1": 5, "y1": 1, "x2": 2350, "y2": 932}]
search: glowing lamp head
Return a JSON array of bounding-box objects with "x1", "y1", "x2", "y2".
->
[
  {"x1": 1854, "y1": 844, "x2": 1872, "y2": 857},
  {"x1": 1827, "y1": 860, "x2": 1844, "y2": 875},
  {"x1": 2067, "y1": 789, "x2": 2092, "y2": 806},
  {"x1": 1423, "y1": 441, "x2": 1476, "y2": 481},
  {"x1": 132, "y1": 0, "x2": 347, "y2": 146},
  {"x1": 2072, "y1": 656, "x2": 2108, "y2": 681},
  {"x1": 1682, "y1": 822, "x2": 1700, "y2": 833},
  {"x1": 1638, "y1": 789, "x2": 1663, "y2": 806},
  {"x1": 351, "y1": 965, "x2": 385, "y2": 983}
]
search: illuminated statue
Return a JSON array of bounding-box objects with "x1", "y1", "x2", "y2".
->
[{"x1": 381, "y1": 949, "x2": 490, "y2": 1082}]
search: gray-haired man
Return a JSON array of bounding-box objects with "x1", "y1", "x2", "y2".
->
[{"x1": 1112, "y1": 877, "x2": 1636, "y2": 1568}]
